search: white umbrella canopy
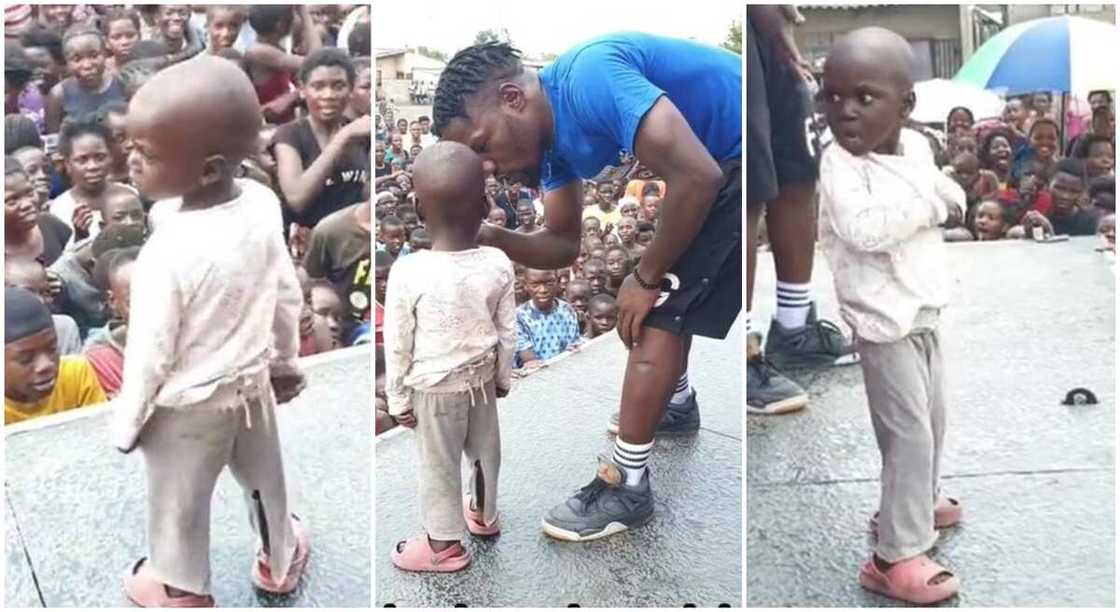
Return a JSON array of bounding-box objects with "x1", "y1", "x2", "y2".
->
[{"x1": 911, "y1": 78, "x2": 1007, "y2": 124}]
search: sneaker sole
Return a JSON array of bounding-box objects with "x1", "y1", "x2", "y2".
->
[
  {"x1": 746, "y1": 393, "x2": 809, "y2": 415},
  {"x1": 769, "y1": 353, "x2": 861, "y2": 370},
  {"x1": 540, "y1": 511, "x2": 653, "y2": 542}
]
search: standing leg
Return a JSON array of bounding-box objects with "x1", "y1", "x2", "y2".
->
[
  {"x1": 463, "y1": 379, "x2": 501, "y2": 526},
  {"x1": 140, "y1": 403, "x2": 239, "y2": 596},
  {"x1": 859, "y1": 337, "x2": 938, "y2": 563},
  {"x1": 411, "y1": 389, "x2": 470, "y2": 545},
  {"x1": 228, "y1": 375, "x2": 298, "y2": 585}
]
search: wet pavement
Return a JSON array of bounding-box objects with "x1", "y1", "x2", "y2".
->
[
  {"x1": 747, "y1": 238, "x2": 1115, "y2": 606},
  {"x1": 5, "y1": 347, "x2": 371, "y2": 608},
  {"x1": 375, "y1": 321, "x2": 743, "y2": 607}
]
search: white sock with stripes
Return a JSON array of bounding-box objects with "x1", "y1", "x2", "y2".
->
[
  {"x1": 670, "y1": 371, "x2": 691, "y2": 404},
  {"x1": 612, "y1": 437, "x2": 654, "y2": 487},
  {"x1": 775, "y1": 281, "x2": 811, "y2": 329}
]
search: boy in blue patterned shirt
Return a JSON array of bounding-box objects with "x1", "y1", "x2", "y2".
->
[{"x1": 515, "y1": 268, "x2": 582, "y2": 368}]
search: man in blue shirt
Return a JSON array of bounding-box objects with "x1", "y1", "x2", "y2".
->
[{"x1": 432, "y1": 33, "x2": 740, "y2": 541}]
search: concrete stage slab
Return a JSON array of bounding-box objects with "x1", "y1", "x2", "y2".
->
[
  {"x1": 747, "y1": 238, "x2": 1115, "y2": 607},
  {"x1": 5, "y1": 347, "x2": 371, "y2": 608},
  {"x1": 375, "y1": 320, "x2": 744, "y2": 607}
]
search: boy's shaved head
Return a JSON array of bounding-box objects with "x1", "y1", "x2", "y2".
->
[
  {"x1": 822, "y1": 26, "x2": 916, "y2": 156},
  {"x1": 829, "y1": 27, "x2": 915, "y2": 90},
  {"x1": 412, "y1": 141, "x2": 488, "y2": 233},
  {"x1": 130, "y1": 55, "x2": 261, "y2": 162}
]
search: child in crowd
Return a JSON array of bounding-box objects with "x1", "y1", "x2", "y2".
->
[
  {"x1": 408, "y1": 227, "x2": 432, "y2": 252},
  {"x1": 374, "y1": 250, "x2": 392, "y2": 346},
  {"x1": 636, "y1": 220, "x2": 656, "y2": 247},
  {"x1": 5, "y1": 286, "x2": 106, "y2": 424},
  {"x1": 1098, "y1": 213, "x2": 1116, "y2": 253},
  {"x1": 487, "y1": 207, "x2": 507, "y2": 226},
  {"x1": 604, "y1": 245, "x2": 631, "y2": 292},
  {"x1": 1089, "y1": 176, "x2": 1114, "y2": 213},
  {"x1": 96, "y1": 100, "x2": 131, "y2": 183},
  {"x1": 1081, "y1": 136, "x2": 1114, "y2": 179},
  {"x1": 50, "y1": 117, "x2": 116, "y2": 243},
  {"x1": 273, "y1": 47, "x2": 369, "y2": 230},
  {"x1": 101, "y1": 8, "x2": 141, "y2": 73},
  {"x1": 581, "y1": 216, "x2": 601, "y2": 239},
  {"x1": 205, "y1": 6, "x2": 244, "y2": 56},
  {"x1": 5, "y1": 257, "x2": 82, "y2": 355},
  {"x1": 564, "y1": 278, "x2": 592, "y2": 332},
  {"x1": 581, "y1": 257, "x2": 612, "y2": 297},
  {"x1": 83, "y1": 246, "x2": 138, "y2": 396},
  {"x1": 817, "y1": 27, "x2": 965, "y2": 604},
  {"x1": 50, "y1": 222, "x2": 146, "y2": 339},
  {"x1": 947, "y1": 152, "x2": 999, "y2": 208},
  {"x1": 586, "y1": 293, "x2": 620, "y2": 339},
  {"x1": 379, "y1": 215, "x2": 406, "y2": 257},
  {"x1": 245, "y1": 5, "x2": 320, "y2": 124},
  {"x1": 514, "y1": 199, "x2": 538, "y2": 233},
  {"x1": 512, "y1": 263, "x2": 529, "y2": 304},
  {"x1": 9, "y1": 145, "x2": 53, "y2": 210},
  {"x1": 978, "y1": 129, "x2": 1013, "y2": 189},
  {"x1": 515, "y1": 268, "x2": 582, "y2": 369},
  {"x1": 303, "y1": 191, "x2": 372, "y2": 347},
  {"x1": 308, "y1": 279, "x2": 343, "y2": 350},
  {"x1": 5, "y1": 156, "x2": 71, "y2": 266},
  {"x1": 112, "y1": 57, "x2": 308, "y2": 606},
  {"x1": 45, "y1": 27, "x2": 126, "y2": 133},
  {"x1": 971, "y1": 199, "x2": 1010, "y2": 241},
  {"x1": 383, "y1": 141, "x2": 515, "y2": 572}
]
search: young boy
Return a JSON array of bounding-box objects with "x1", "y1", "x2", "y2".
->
[
  {"x1": 5, "y1": 286, "x2": 106, "y2": 424},
  {"x1": 515, "y1": 268, "x2": 582, "y2": 368},
  {"x1": 4, "y1": 256, "x2": 82, "y2": 355},
  {"x1": 84, "y1": 246, "x2": 138, "y2": 396},
  {"x1": 383, "y1": 141, "x2": 516, "y2": 572},
  {"x1": 586, "y1": 293, "x2": 619, "y2": 339},
  {"x1": 112, "y1": 57, "x2": 308, "y2": 606},
  {"x1": 379, "y1": 215, "x2": 407, "y2": 257},
  {"x1": 817, "y1": 27, "x2": 966, "y2": 604}
]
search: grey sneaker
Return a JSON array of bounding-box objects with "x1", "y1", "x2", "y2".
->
[
  {"x1": 607, "y1": 390, "x2": 700, "y2": 435},
  {"x1": 764, "y1": 303, "x2": 859, "y2": 370},
  {"x1": 541, "y1": 456, "x2": 655, "y2": 541},
  {"x1": 747, "y1": 354, "x2": 809, "y2": 415}
]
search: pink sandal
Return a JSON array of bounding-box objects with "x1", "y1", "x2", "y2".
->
[
  {"x1": 463, "y1": 495, "x2": 500, "y2": 536},
  {"x1": 252, "y1": 515, "x2": 311, "y2": 594},
  {"x1": 870, "y1": 497, "x2": 962, "y2": 532},
  {"x1": 390, "y1": 535, "x2": 471, "y2": 572},
  {"x1": 123, "y1": 558, "x2": 216, "y2": 608},
  {"x1": 858, "y1": 554, "x2": 960, "y2": 604}
]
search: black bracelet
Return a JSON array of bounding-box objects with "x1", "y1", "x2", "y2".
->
[{"x1": 632, "y1": 268, "x2": 661, "y2": 291}]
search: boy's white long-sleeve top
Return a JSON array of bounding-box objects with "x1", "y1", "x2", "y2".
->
[
  {"x1": 111, "y1": 179, "x2": 303, "y2": 450},
  {"x1": 818, "y1": 128, "x2": 966, "y2": 344},
  {"x1": 382, "y1": 247, "x2": 516, "y2": 416}
]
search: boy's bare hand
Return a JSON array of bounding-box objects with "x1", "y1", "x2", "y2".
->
[
  {"x1": 395, "y1": 410, "x2": 417, "y2": 428},
  {"x1": 271, "y1": 372, "x2": 307, "y2": 404}
]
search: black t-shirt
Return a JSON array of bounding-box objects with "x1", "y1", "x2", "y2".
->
[
  {"x1": 303, "y1": 204, "x2": 372, "y2": 339},
  {"x1": 273, "y1": 118, "x2": 370, "y2": 228},
  {"x1": 1049, "y1": 206, "x2": 1102, "y2": 236},
  {"x1": 38, "y1": 213, "x2": 72, "y2": 267}
]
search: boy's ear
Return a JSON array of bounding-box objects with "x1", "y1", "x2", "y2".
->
[
  {"x1": 199, "y1": 154, "x2": 229, "y2": 187},
  {"x1": 901, "y1": 89, "x2": 916, "y2": 119}
]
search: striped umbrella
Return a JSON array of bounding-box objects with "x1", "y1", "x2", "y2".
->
[{"x1": 954, "y1": 15, "x2": 1117, "y2": 98}]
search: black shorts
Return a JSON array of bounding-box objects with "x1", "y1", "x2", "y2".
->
[
  {"x1": 644, "y1": 158, "x2": 741, "y2": 340},
  {"x1": 746, "y1": 15, "x2": 818, "y2": 210}
]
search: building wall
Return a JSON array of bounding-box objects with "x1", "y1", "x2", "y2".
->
[
  {"x1": 1007, "y1": 3, "x2": 1115, "y2": 26},
  {"x1": 794, "y1": 5, "x2": 964, "y2": 79}
]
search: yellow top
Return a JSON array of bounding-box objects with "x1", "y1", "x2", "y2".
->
[
  {"x1": 582, "y1": 205, "x2": 623, "y2": 229},
  {"x1": 5, "y1": 356, "x2": 108, "y2": 425}
]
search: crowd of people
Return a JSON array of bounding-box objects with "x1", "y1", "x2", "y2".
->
[
  {"x1": 5, "y1": 4, "x2": 372, "y2": 426},
  {"x1": 373, "y1": 99, "x2": 673, "y2": 434}
]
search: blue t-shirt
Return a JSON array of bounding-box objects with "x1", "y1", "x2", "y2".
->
[{"x1": 538, "y1": 32, "x2": 742, "y2": 192}]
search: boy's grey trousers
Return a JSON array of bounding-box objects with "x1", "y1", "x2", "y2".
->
[
  {"x1": 858, "y1": 326, "x2": 948, "y2": 562},
  {"x1": 139, "y1": 369, "x2": 297, "y2": 595}
]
